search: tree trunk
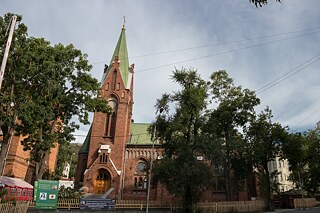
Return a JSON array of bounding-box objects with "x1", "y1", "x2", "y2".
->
[
  {"x1": 34, "y1": 118, "x2": 59, "y2": 180},
  {"x1": 224, "y1": 129, "x2": 232, "y2": 201},
  {"x1": 37, "y1": 151, "x2": 49, "y2": 180},
  {"x1": 264, "y1": 164, "x2": 273, "y2": 211},
  {"x1": 225, "y1": 158, "x2": 231, "y2": 201},
  {"x1": 183, "y1": 184, "x2": 193, "y2": 213},
  {"x1": 34, "y1": 150, "x2": 50, "y2": 180}
]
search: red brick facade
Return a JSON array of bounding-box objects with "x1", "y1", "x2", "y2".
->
[
  {"x1": 75, "y1": 27, "x2": 166, "y2": 201},
  {"x1": 1, "y1": 134, "x2": 59, "y2": 183}
]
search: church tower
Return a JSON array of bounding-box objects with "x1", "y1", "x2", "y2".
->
[{"x1": 76, "y1": 25, "x2": 134, "y2": 196}]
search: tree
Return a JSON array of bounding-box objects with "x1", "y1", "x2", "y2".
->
[
  {"x1": 0, "y1": 13, "x2": 29, "y2": 174},
  {"x1": 283, "y1": 129, "x2": 320, "y2": 196},
  {"x1": 55, "y1": 142, "x2": 81, "y2": 179},
  {"x1": 303, "y1": 128, "x2": 320, "y2": 196},
  {"x1": 250, "y1": 0, "x2": 282, "y2": 7},
  {"x1": 207, "y1": 70, "x2": 260, "y2": 201},
  {"x1": 281, "y1": 132, "x2": 307, "y2": 189},
  {"x1": 0, "y1": 13, "x2": 107, "y2": 180},
  {"x1": 153, "y1": 68, "x2": 213, "y2": 213},
  {"x1": 245, "y1": 107, "x2": 288, "y2": 211}
]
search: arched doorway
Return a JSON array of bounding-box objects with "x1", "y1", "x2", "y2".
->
[{"x1": 94, "y1": 169, "x2": 111, "y2": 194}]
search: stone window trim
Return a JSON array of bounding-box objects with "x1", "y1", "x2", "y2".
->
[
  {"x1": 133, "y1": 175, "x2": 148, "y2": 190},
  {"x1": 99, "y1": 153, "x2": 108, "y2": 163},
  {"x1": 105, "y1": 96, "x2": 118, "y2": 138}
]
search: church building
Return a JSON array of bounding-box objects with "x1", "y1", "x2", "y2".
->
[
  {"x1": 74, "y1": 25, "x2": 259, "y2": 203},
  {"x1": 75, "y1": 25, "x2": 167, "y2": 201}
]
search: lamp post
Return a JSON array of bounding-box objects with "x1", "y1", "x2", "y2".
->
[
  {"x1": 146, "y1": 126, "x2": 156, "y2": 213},
  {"x1": 146, "y1": 109, "x2": 163, "y2": 213},
  {"x1": 0, "y1": 15, "x2": 17, "y2": 91}
]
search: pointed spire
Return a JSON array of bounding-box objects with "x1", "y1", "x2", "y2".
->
[
  {"x1": 101, "y1": 24, "x2": 131, "y2": 89},
  {"x1": 122, "y1": 16, "x2": 126, "y2": 31}
]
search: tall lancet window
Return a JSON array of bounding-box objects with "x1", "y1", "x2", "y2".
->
[
  {"x1": 105, "y1": 97, "x2": 118, "y2": 137},
  {"x1": 112, "y1": 69, "x2": 117, "y2": 91}
]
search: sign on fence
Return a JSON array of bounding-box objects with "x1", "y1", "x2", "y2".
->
[
  {"x1": 80, "y1": 197, "x2": 116, "y2": 210},
  {"x1": 35, "y1": 179, "x2": 59, "y2": 209}
]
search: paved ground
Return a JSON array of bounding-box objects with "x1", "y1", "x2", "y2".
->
[{"x1": 265, "y1": 207, "x2": 320, "y2": 213}]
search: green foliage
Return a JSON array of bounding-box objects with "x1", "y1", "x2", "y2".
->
[
  {"x1": 283, "y1": 128, "x2": 320, "y2": 196},
  {"x1": 245, "y1": 108, "x2": 288, "y2": 210},
  {"x1": 0, "y1": 188, "x2": 8, "y2": 200},
  {"x1": 304, "y1": 129, "x2": 320, "y2": 195},
  {"x1": 154, "y1": 68, "x2": 263, "y2": 209},
  {"x1": 206, "y1": 70, "x2": 260, "y2": 200},
  {"x1": 0, "y1": 13, "x2": 30, "y2": 177},
  {"x1": 153, "y1": 68, "x2": 213, "y2": 213},
  {"x1": 58, "y1": 186, "x2": 80, "y2": 199},
  {"x1": 246, "y1": 108, "x2": 287, "y2": 168},
  {"x1": 55, "y1": 143, "x2": 81, "y2": 178},
  {"x1": 250, "y1": 0, "x2": 281, "y2": 7},
  {"x1": 0, "y1": 188, "x2": 16, "y2": 204},
  {"x1": 0, "y1": 13, "x2": 108, "y2": 180}
]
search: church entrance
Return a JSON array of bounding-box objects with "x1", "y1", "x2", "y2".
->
[{"x1": 94, "y1": 169, "x2": 111, "y2": 194}]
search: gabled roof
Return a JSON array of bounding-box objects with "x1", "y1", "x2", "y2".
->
[
  {"x1": 79, "y1": 123, "x2": 157, "y2": 154},
  {"x1": 101, "y1": 27, "x2": 130, "y2": 89},
  {"x1": 128, "y1": 123, "x2": 159, "y2": 145},
  {"x1": 79, "y1": 125, "x2": 92, "y2": 154}
]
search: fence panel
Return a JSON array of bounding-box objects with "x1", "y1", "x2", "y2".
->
[
  {"x1": 172, "y1": 200, "x2": 266, "y2": 213},
  {"x1": 58, "y1": 198, "x2": 80, "y2": 209},
  {"x1": 294, "y1": 198, "x2": 317, "y2": 209},
  {"x1": 0, "y1": 201, "x2": 29, "y2": 213},
  {"x1": 26, "y1": 198, "x2": 267, "y2": 212}
]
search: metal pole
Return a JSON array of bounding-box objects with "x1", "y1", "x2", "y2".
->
[
  {"x1": 146, "y1": 126, "x2": 156, "y2": 213},
  {"x1": 121, "y1": 144, "x2": 129, "y2": 200},
  {"x1": 0, "y1": 15, "x2": 17, "y2": 91}
]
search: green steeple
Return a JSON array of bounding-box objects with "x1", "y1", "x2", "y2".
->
[{"x1": 101, "y1": 27, "x2": 131, "y2": 89}]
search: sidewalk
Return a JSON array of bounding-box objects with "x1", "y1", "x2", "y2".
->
[
  {"x1": 265, "y1": 207, "x2": 320, "y2": 213},
  {"x1": 264, "y1": 209, "x2": 296, "y2": 213}
]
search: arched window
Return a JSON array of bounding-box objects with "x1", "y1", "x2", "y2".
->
[
  {"x1": 138, "y1": 177, "x2": 143, "y2": 189},
  {"x1": 144, "y1": 177, "x2": 147, "y2": 189},
  {"x1": 136, "y1": 161, "x2": 147, "y2": 175},
  {"x1": 112, "y1": 70, "x2": 117, "y2": 90},
  {"x1": 97, "y1": 170, "x2": 110, "y2": 180},
  {"x1": 99, "y1": 153, "x2": 107, "y2": 163},
  {"x1": 105, "y1": 97, "x2": 118, "y2": 137},
  {"x1": 134, "y1": 177, "x2": 137, "y2": 188}
]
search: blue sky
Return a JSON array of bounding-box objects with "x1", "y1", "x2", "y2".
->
[{"x1": 2, "y1": 0, "x2": 320, "y2": 143}]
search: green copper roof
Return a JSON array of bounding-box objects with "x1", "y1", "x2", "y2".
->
[
  {"x1": 79, "y1": 125, "x2": 92, "y2": 154},
  {"x1": 128, "y1": 123, "x2": 157, "y2": 145},
  {"x1": 101, "y1": 27, "x2": 130, "y2": 88}
]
